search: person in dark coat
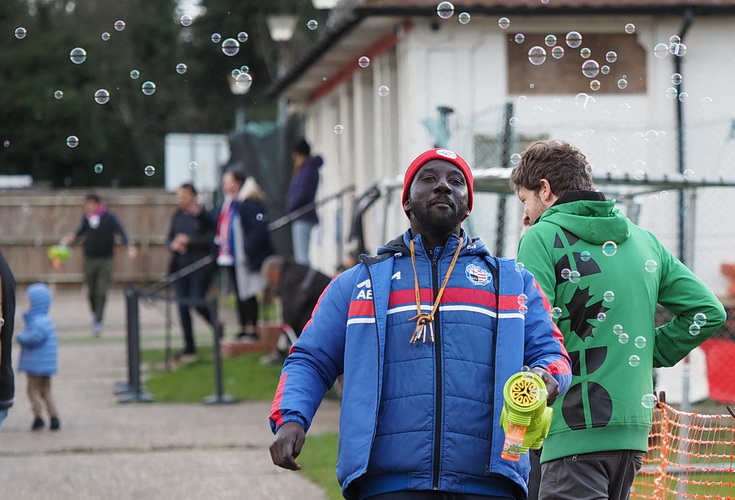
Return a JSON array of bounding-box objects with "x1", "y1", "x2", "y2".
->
[
  {"x1": 285, "y1": 139, "x2": 323, "y2": 266},
  {"x1": 0, "y1": 251, "x2": 16, "y2": 428},
  {"x1": 167, "y1": 183, "x2": 217, "y2": 360}
]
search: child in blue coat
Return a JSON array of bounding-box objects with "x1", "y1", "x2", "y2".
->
[{"x1": 16, "y1": 283, "x2": 60, "y2": 431}]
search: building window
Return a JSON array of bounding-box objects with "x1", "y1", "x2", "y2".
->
[{"x1": 507, "y1": 33, "x2": 646, "y2": 94}]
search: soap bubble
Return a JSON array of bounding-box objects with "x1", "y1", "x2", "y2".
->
[
  {"x1": 519, "y1": 304, "x2": 528, "y2": 315},
  {"x1": 582, "y1": 60, "x2": 600, "y2": 78},
  {"x1": 101, "y1": 32, "x2": 111, "y2": 41},
  {"x1": 597, "y1": 312, "x2": 606, "y2": 322},
  {"x1": 517, "y1": 293, "x2": 528, "y2": 305},
  {"x1": 70, "y1": 47, "x2": 87, "y2": 64},
  {"x1": 589, "y1": 80, "x2": 601, "y2": 91},
  {"x1": 498, "y1": 17, "x2": 510, "y2": 29},
  {"x1": 580, "y1": 47, "x2": 591, "y2": 59},
  {"x1": 641, "y1": 393, "x2": 657, "y2": 409},
  {"x1": 515, "y1": 33, "x2": 525, "y2": 44},
  {"x1": 665, "y1": 87, "x2": 678, "y2": 99},
  {"x1": 510, "y1": 153, "x2": 521, "y2": 166},
  {"x1": 436, "y1": 1, "x2": 455, "y2": 19},
  {"x1": 130, "y1": 69, "x2": 140, "y2": 79},
  {"x1": 617, "y1": 78, "x2": 628, "y2": 90},
  {"x1": 15, "y1": 27, "x2": 27, "y2": 39},
  {"x1": 188, "y1": 161, "x2": 198, "y2": 171},
  {"x1": 180, "y1": 14, "x2": 193, "y2": 27},
  {"x1": 689, "y1": 324, "x2": 701, "y2": 336},
  {"x1": 645, "y1": 129, "x2": 659, "y2": 144},
  {"x1": 671, "y1": 73, "x2": 682, "y2": 85},
  {"x1": 528, "y1": 46, "x2": 547, "y2": 65},
  {"x1": 603, "y1": 290, "x2": 615, "y2": 302},
  {"x1": 54, "y1": 90, "x2": 64, "y2": 100},
  {"x1": 561, "y1": 268, "x2": 571, "y2": 280},
  {"x1": 93, "y1": 163, "x2": 104, "y2": 174},
  {"x1": 618, "y1": 332, "x2": 629, "y2": 344},
  {"x1": 625, "y1": 23, "x2": 635, "y2": 34},
  {"x1": 629, "y1": 355, "x2": 640, "y2": 367},
  {"x1": 644, "y1": 260, "x2": 658, "y2": 273},
  {"x1": 307, "y1": 19, "x2": 318, "y2": 31},
  {"x1": 222, "y1": 38, "x2": 240, "y2": 56},
  {"x1": 66, "y1": 135, "x2": 79, "y2": 148},
  {"x1": 114, "y1": 20, "x2": 126, "y2": 31},
  {"x1": 358, "y1": 56, "x2": 370, "y2": 68},
  {"x1": 378, "y1": 85, "x2": 390, "y2": 97},
  {"x1": 141, "y1": 81, "x2": 156, "y2": 95},
  {"x1": 234, "y1": 72, "x2": 252, "y2": 91},
  {"x1": 635, "y1": 336, "x2": 647, "y2": 349},
  {"x1": 606, "y1": 51, "x2": 617, "y2": 63},
  {"x1": 584, "y1": 164, "x2": 593, "y2": 173},
  {"x1": 693, "y1": 313, "x2": 707, "y2": 327},
  {"x1": 580, "y1": 250, "x2": 591, "y2": 261},
  {"x1": 545, "y1": 34, "x2": 557, "y2": 47},
  {"x1": 569, "y1": 270, "x2": 581, "y2": 283},
  {"x1": 602, "y1": 241, "x2": 617, "y2": 256},
  {"x1": 552, "y1": 307, "x2": 562, "y2": 319},
  {"x1": 211, "y1": 33, "x2": 221, "y2": 43},
  {"x1": 515, "y1": 262, "x2": 525, "y2": 271},
  {"x1": 551, "y1": 46, "x2": 564, "y2": 59},
  {"x1": 678, "y1": 92, "x2": 689, "y2": 102},
  {"x1": 94, "y1": 89, "x2": 110, "y2": 104},
  {"x1": 237, "y1": 32, "x2": 249, "y2": 43},
  {"x1": 458, "y1": 12, "x2": 471, "y2": 24},
  {"x1": 669, "y1": 42, "x2": 686, "y2": 56},
  {"x1": 333, "y1": 124, "x2": 344, "y2": 135},
  {"x1": 653, "y1": 43, "x2": 669, "y2": 58},
  {"x1": 144, "y1": 165, "x2": 156, "y2": 176},
  {"x1": 613, "y1": 324, "x2": 623, "y2": 335},
  {"x1": 176, "y1": 63, "x2": 187, "y2": 75},
  {"x1": 565, "y1": 31, "x2": 582, "y2": 48}
]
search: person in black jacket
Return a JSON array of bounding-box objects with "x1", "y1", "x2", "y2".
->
[
  {"x1": 0, "y1": 251, "x2": 16, "y2": 427},
  {"x1": 61, "y1": 194, "x2": 136, "y2": 336},
  {"x1": 167, "y1": 183, "x2": 217, "y2": 360}
]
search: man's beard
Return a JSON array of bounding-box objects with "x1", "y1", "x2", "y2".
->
[{"x1": 412, "y1": 199, "x2": 468, "y2": 236}]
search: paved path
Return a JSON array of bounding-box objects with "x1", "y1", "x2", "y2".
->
[{"x1": 1, "y1": 286, "x2": 340, "y2": 499}]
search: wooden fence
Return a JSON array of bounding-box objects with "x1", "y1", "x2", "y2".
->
[{"x1": 0, "y1": 188, "x2": 178, "y2": 284}]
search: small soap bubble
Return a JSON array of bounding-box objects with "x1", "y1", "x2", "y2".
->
[
  {"x1": 333, "y1": 124, "x2": 344, "y2": 135},
  {"x1": 141, "y1": 81, "x2": 156, "y2": 95},
  {"x1": 665, "y1": 87, "x2": 678, "y2": 100},
  {"x1": 101, "y1": 31, "x2": 111, "y2": 41},
  {"x1": 114, "y1": 20, "x2": 126, "y2": 32},
  {"x1": 603, "y1": 290, "x2": 615, "y2": 302},
  {"x1": 54, "y1": 90, "x2": 64, "y2": 100},
  {"x1": 509, "y1": 117, "x2": 518, "y2": 127},
  {"x1": 641, "y1": 393, "x2": 658, "y2": 409},
  {"x1": 566, "y1": 31, "x2": 582, "y2": 48},
  {"x1": 94, "y1": 89, "x2": 110, "y2": 104},
  {"x1": 180, "y1": 14, "x2": 193, "y2": 27},
  {"x1": 515, "y1": 33, "x2": 525, "y2": 44},
  {"x1": 436, "y1": 1, "x2": 455, "y2": 19},
  {"x1": 693, "y1": 313, "x2": 707, "y2": 327},
  {"x1": 669, "y1": 43, "x2": 686, "y2": 56},
  {"x1": 605, "y1": 51, "x2": 617, "y2": 63},
  {"x1": 94, "y1": 163, "x2": 104, "y2": 174},
  {"x1": 552, "y1": 307, "x2": 562, "y2": 319},
  {"x1": 580, "y1": 47, "x2": 591, "y2": 59},
  {"x1": 671, "y1": 73, "x2": 682, "y2": 85},
  {"x1": 629, "y1": 355, "x2": 641, "y2": 367},
  {"x1": 237, "y1": 31, "x2": 249, "y2": 43},
  {"x1": 519, "y1": 304, "x2": 528, "y2": 315},
  {"x1": 601, "y1": 65, "x2": 610, "y2": 75},
  {"x1": 618, "y1": 332, "x2": 629, "y2": 344},
  {"x1": 222, "y1": 38, "x2": 240, "y2": 56},
  {"x1": 670, "y1": 35, "x2": 681, "y2": 44},
  {"x1": 544, "y1": 34, "x2": 557, "y2": 47},
  {"x1": 689, "y1": 323, "x2": 701, "y2": 336},
  {"x1": 66, "y1": 135, "x2": 79, "y2": 148},
  {"x1": 515, "y1": 262, "x2": 525, "y2": 271},
  {"x1": 683, "y1": 168, "x2": 694, "y2": 179},
  {"x1": 644, "y1": 260, "x2": 658, "y2": 273},
  {"x1": 3, "y1": 140, "x2": 9, "y2": 148},
  {"x1": 188, "y1": 161, "x2": 198, "y2": 171},
  {"x1": 569, "y1": 270, "x2": 581, "y2": 284},
  {"x1": 130, "y1": 69, "x2": 140, "y2": 79},
  {"x1": 617, "y1": 78, "x2": 628, "y2": 90},
  {"x1": 635, "y1": 336, "x2": 647, "y2": 349},
  {"x1": 575, "y1": 92, "x2": 595, "y2": 109},
  {"x1": 561, "y1": 268, "x2": 571, "y2": 280},
  {"x1": 678, "y1": 92, "x2": 689, "y2": 102},
  {"x1": 458, "y1": 12, "x2": 471, "y2": 24},
  {"x1": 653, "y1": 43, "x2": 669, "y2": 58},
  {"x1": 551, "y1": 46, "x2": 564, "y2": 59},
  {"x1": 645, "y1": 129, "x2": 659, "y2": 143},
  {"x1": 234, "y1": 72, "x2": 252, "y2": 91},
  {"x1": 15, "y1": 27, "x2": 27, "y2": 39},
  {"x1": 510, "y1": 153, "x2": 521, "y2": 166},
  {"x1": 378, "y1": 85, "x2": 390, "y2": 97},
  {"x1": 498, "y1": 17, "x2": 510, "y2": 29},
  {"x1": 144, "y1": 165, "x2": 156, "y2": 176},
  {"x1": 240, "y1": 65, "x2": 250, "y2": 73},
  {"x1": 358, "y1": 56, "x2": 370, "y2": 68},
  {"x1": 70, "y1": 47, "x2": 87, "y2": 64},
  {"x1": 590, "y1": 80, "x2": 601, "y2": 91},
  {"x1": 176, "y1": 63, "x2": 187, "y2": 74},
  {"x1": 701, "y1": 97, "x2": 713, "y2": 107},
  {"x1": 584, "y1": 163, "x2": 593, "y2": 173},
  {"x1": 597, "y1": 312, "x2": 606, "y2": 322},
  {"x1": 602, "y1": 241, "x2": 617, "y2": 256},
  {"x1": 211, "y1": 33, "x2": 221, "y2": 43},
  {"x1": 528, "y1": 46, "x2": 547, "y2": 65},
  {"x1": 580, "y1": 250, "x2": 591, "y2": 261},
  {"x1": 613, "y1": 324, "x2": 624, "y2": 335},
  {"x1": 634, "y1": 169, "x2": 645, "y2": 180},
  {"x1": 625, "y1": 23, "x2": 636, "y2": 34},
  {"x1": 517, "y1": 293, "x2": 528, "y2": 305},
  {"x1": 582, "y1": 60, "x2": 600, "y2": 78},
  {"x1": 307, "y1": 19, "x2": 318, "y2": 31}
]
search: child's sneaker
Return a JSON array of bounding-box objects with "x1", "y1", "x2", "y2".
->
[
  {"x1": 31, "y1": 417, "x2": 45, "y2": 431},
  {"x1": 50, "y1": 416, "x2": 60, "y2": 431}
]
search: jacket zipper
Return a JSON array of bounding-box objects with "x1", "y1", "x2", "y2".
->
[{"x1": 431, "y1": 252, "x2": 442, "y2": 490}]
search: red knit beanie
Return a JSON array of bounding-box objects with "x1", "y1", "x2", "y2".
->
[{"x1": 402, "y1": 148, "x2": 474, "y2": 218}]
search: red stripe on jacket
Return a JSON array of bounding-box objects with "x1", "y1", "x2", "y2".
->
[
  {"x1": 532, "y1": 279, "x2": 571, "y2": 373},
  {"x1": 270, "y1": 372, "x2": 288, "y2": 428},
  {"x1": 348, "y1": 299, "x2": 375, "y2": 317},
  {"x1": 387, "y1": 287, "x2": 524, "y2": 311}
]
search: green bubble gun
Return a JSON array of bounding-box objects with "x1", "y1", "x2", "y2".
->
[{"x1": 499, "y1": 369, "x2": 553, "y2": 461}]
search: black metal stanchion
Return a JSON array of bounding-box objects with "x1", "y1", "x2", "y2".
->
[
  {"x1": 203, "y1": 299, "x2": 236, "y2": 405},
  {"x1": 118, "y1": 286, "x2": 154, "y2": 403}
]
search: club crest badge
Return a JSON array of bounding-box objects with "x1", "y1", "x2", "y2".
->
[{"x1": 465, "y1": 263, "x2": 492, "y2": 286}]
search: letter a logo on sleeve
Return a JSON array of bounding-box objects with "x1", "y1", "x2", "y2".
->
[{"x1": 465, "y1": 263, "x2": 492, "y2": 286}]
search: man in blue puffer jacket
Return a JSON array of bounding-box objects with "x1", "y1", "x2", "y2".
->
[
  {"x1": 270, "y1": 149, "x2": 572, "y2": 500},
  {"x1": 17, "y1": 283, "x2": 60, "y2": 431}
]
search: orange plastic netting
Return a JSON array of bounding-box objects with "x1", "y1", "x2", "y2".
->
[{"x1": 631, "y1": 402, "x2": 735, "y2": 499}]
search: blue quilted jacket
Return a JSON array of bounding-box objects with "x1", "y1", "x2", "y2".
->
[
  {"x1": 16, "y1": 283, "x2": 58, "y2": 377},
  {"x1": 270, "y1": 230, "x2": 571, "y2": 499}
]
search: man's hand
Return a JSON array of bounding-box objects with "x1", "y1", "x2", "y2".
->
[
  {"x1": 270, "y1": 421, "x2": 305, "y2": 471},
  {"x1": 530, "y1": 367, "x2": 559, "y2": 406}
]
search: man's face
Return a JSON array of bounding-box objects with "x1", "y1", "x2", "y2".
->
[
  {"x1": 517, "y1": 186, "x2": 550, "y2": 228},
  {"x1": 176, "y1": 187, "x2": 195, "y2": 209},
  {"x1": 221, "y1": 172, "x2": 240, "y2": 196},
  {"x1": 405, "y1": 160, "x2": 469, "y2": 236},
  {"x1": 84, "y1": 200, "x2": 99, "y2": 215}
]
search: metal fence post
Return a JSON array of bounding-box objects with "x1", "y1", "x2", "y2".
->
[
  {"x1": 203, "y1": 298, "x2": 236, "y2": 405},
  {"x1": 118, "y1": 286, "x2": 154, "y2": 403}
]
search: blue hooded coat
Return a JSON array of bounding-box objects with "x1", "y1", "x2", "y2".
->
[{"x1": 17, "y1": 283, "x2": 58, "y2": 376}]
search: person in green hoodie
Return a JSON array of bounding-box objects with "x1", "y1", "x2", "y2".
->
[{"x1": 510, "y1": 139, "x2": 726, "y2": 500}]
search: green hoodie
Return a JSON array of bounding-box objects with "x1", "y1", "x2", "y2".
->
[{"x1": 517, "y1": 193, "x2": 726, "y2": 463}]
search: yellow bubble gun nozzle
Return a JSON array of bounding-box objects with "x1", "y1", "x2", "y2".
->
[
  {"x1": 47, "y1": 245, "x2": 71, "y2": 269},
  {"x1": 500, "y1": 369, "x2": 553, "y2": 461}
]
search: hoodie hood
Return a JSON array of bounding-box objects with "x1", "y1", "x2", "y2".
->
[
  {"x1": 538, "y1": 198, "x2": 630, "y2": 245},
  {"x1": 376, "y1": 229, "x2": 489, "y2": 260},
  {"x1": 26, "y1": 283, "x2": 52, "y2": 315}
]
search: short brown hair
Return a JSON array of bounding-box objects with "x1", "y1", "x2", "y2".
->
[{"x1": 509, "y1": 140, "x2": 593, "y2": 196}]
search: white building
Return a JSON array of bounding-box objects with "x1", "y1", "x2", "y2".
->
[{"x1": 270, "y1": 0, "x2": 735, "y2": 297}]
